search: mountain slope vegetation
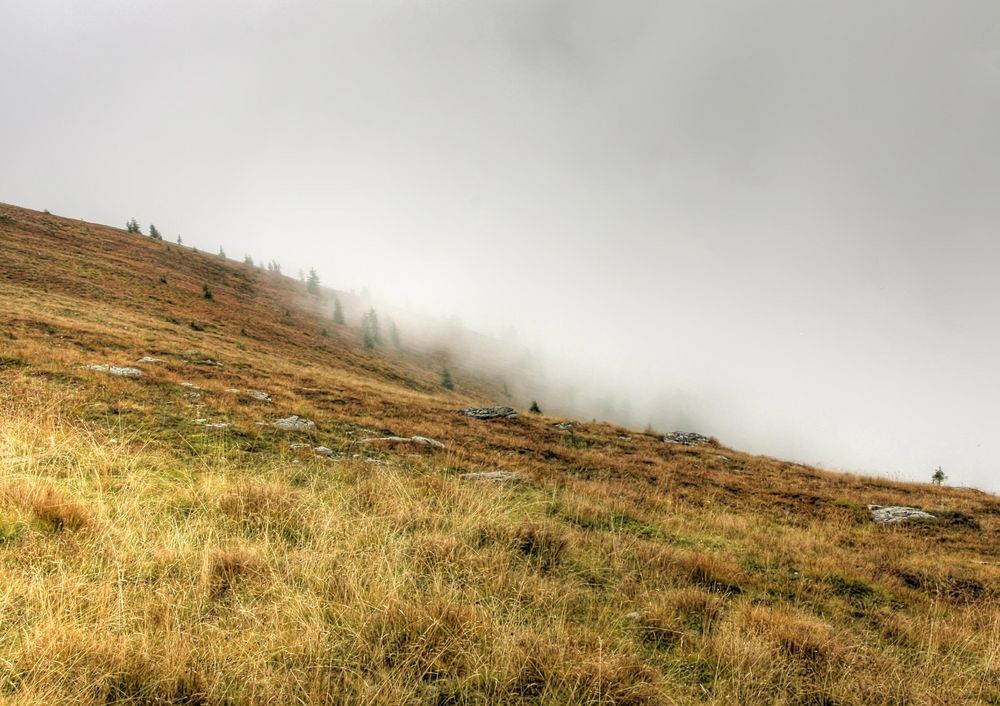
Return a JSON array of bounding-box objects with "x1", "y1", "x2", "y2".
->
[{"x1": 1, "y1": 203, "x2": 998, "y2": 705}]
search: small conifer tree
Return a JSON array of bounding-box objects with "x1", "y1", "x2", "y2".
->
[
  {"x1": 389, "y1": 320, "x2": 401, "y2": 348},
  {"x1": 218, "y1": 246, "x2": 226, "y2": 259},
  {"x1": 333, "y1": 296, "x2": 345, "y2": 325},
  {"x1": 126, "y1": 218, "x2": 141, "y2": 234},
  {"x1": 441, "y1": 367, "x2": 454, "y2": 390},
  {"x1": 306, "y1": 268, "x2": 321, "y2": 294},
  {"x1": 361, "y1": 308, "x2": 380, "y2": 349},
  {"x1": 529, "y1": 400, "x2": 542, "y2": 414},
  {"x1": 932, "y1": 466, "x2": 947, "y2": 485}
]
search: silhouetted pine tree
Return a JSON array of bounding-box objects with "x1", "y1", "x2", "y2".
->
[{"x1": 333, "y1": 296, "x2": 345, "y2": 324}]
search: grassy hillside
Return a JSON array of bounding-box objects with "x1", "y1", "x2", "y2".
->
[{"x1": 1, "y1": 203, "x2": 998, "y2": 705}]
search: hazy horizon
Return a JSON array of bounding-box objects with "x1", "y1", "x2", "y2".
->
[{"x1": 2, "y1": 1, "x2": 998, "y2": 492}]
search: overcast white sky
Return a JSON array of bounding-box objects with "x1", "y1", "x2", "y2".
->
[{"x1": 2, "y1": 1, "x2": 998, "y2": 492}]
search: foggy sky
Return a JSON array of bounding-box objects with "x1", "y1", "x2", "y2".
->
[{"x1": 2, "y1": 1, "x2": 998, "y2": 492}]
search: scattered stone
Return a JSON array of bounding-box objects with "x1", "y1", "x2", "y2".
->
[
  {"x1": 86, "y1": 364, "x2": 142, "y2": 377},
  {"x1": 204, "y1": 422, "x2": 229, "y2": 429},
  {"x1": 663, "y1": 431, "x2": 711, "y2": 446},
  {"x1": 458, "y1": 470, "x2": 524, "y2": 482},
  {"x1": 137, "y1": 356, "x2": 163, "y2": 364},
  {"x1": 458, "y1": 406, "x2": 518, "y2": 420},
  {"x1": 553, "y1": 421, "x2": 579, "y2": 430},
  {"x1": 868, "y1": 505, "x2": 936, "y2": 524},
  {"x1": 290, "y1": 443, "x2": 311, "y2": 450},
  {"x1": 226, "y1": 388, "x2": 271, "y2": 402},
  {"x1": 364, "y1": 435, "x2": 446, "y2": 450},
  {"x1": 272, "y1": 415, "x2": 316, "y2": 431},
  {"x1": 624, "y1": 611, "x2": 642, "y2": 621},
  {"x1": 313, "y1": 446, "x2": 334, "y2": 457},
  {"x1": 193, "y1": 418, "x2": 208, "y2": 424},
  {"x1": 197, "y1": 359, "x2": 223, "y2": 367},
  {"x1": 180, "y1": 382, "x2": 201, "y2": 389}
]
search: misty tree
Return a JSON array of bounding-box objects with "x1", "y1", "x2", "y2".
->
[
  {"x1": 126, "y1": 218, "x2": 141, "y2": 234},
  {"x1": 306, "y1": 267, "x2": 321, "y2": 295},
  {"x1": 333, "y1": 296, "x2": 345, "y2": 325},
  {"x1": 361, "y1": 308, "x2": 380, "y2": 349},
  {"x1": 149, "y1": 224, "x2": 162, "y2": 240},
  {"x1": 441, "y1": 367, "x2": 454, "y2": 390},
  {"x1": 389, "y1": 320, "x2": 401, "y2": 348},
  {"x1": 529, "y1": 400, "x2": 542, "y2": 414},
  {"x1": 244, "y1": 254, "x2": 254, "y2": 267},
  {"x1": 932, "y1": 466, "x2": 947, "y2": 485},
  {"x1": 176, "y1": 235, "x2": 183, "y2": 245},
  {"x1": 218, "y1": 246, "x2": 226, "y2": 259},
  {"x1": 267, "y1": 259, "x2": 282, "y2": 274},
  {"x1": 298, "y1": 268, "x2": 305, "y2": 282}
]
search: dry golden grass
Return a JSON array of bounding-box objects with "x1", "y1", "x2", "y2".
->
[{"x1": 0, "y1": 202, "x2": 999, "y2": 704}]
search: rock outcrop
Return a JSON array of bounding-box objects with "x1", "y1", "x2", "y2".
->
[
  {"x1": 272, "y1": 415, "x2": 316, "y2": 431},
  {"x1": 867, "y1": 505, "x2": 936, "y2": 524},
  {"x1": 663, "y1": 431, "x2": 711, "y2": 446},
  {"x1": 458, "y1": 406, "x2": 517, "y2": 420},
  {"x1": 364, "y1": 435, "x2": 446, "y2": 450},
  {"x1": 458, "y1": 470, "x2": 523, "y2": 482},
  {"x1": 86, "y1": 364, "x2": 142, "y2": 377}
]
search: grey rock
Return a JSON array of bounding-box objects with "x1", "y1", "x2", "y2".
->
[
  {"x1": 137, "y1": 356, "x2": 163, "y2": 364},
  {"x1": 624, "y1": 611, "x2": 642, "y2": 621},
  {"x1": 272, "y1": 415, "x2": 316, "y2": 431},
  {"x1": 663, "y1": 431, "x2": 711, "y2": 446},
  {"x1": 86, "y1": 364, "x2": 142, "y2": 377},
  {"x1": 364, "y1": 435, "x2": 446, "y2": 450},
  {"x1": 203, "y1": 422, "x2": 229, "y2": 429},
  {"x1": 247, "y1": 390, "x2": 271, "y2": 401},
  {"x1": 458, "y1": 406, "x2": 518, "y2": 420},
  {"x1": 553, "y1": 421, "x2": 580, "y2": 430},
  {"x1": 459, "y1": 470, "x2": 524, "y2": 482},
  {"x1": 289, "y1": 443, "x2": 311, "y2": 449},
  {"x1": 868, "y1": 505, "x2": 936, "y2": 524},
  {"x1": 313, "y1": 446, "x2": 335, "y2": 457}
]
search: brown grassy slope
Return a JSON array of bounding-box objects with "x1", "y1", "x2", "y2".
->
[{"x1": 0, "y1": 202, "x2": 998, "y2": 705}]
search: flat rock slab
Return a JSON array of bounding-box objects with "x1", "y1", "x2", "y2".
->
[
  {"x1": 364, "y1": 435, "x2": 446, "y2": 450},
  {"x1": 137, "y1": 356, "x2": 163, "y2": 364},
  {"x1": 86, "y1": 364, "x2": 142, "y2": 377},
  {"x1": 458, "y1": 406, "x2": 518, "y2": 420},
  {"x1": 313, "y1": 446, "x2": 335, "y2": 457},
  {"x1": 226, "y1": 388, "x2": 271, "y2": 402},
  {"x1": 459, "y1": 471, "x2": 524, "y2": 482},
  {"x1": 663, "y1": 431, "x2": 711, "y2": 446},
  {"x1": 868, "y1": 505, "x2": 936, "y2": 524},
  {"x1": 272, "y1": 415, "x2": 316, "y2": 431}
]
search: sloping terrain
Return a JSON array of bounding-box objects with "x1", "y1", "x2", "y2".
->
[{"x1": 1, "y1": 203, "x2": 998, "y2": 705}]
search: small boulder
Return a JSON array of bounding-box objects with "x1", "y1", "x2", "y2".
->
[
  {"x1": 868, "y1": 505, "x2": 936, "y2": 524},
  {"x1": 663, "y1": 431, "x2": 710, "y2": 446},
  {"x1": 86, "y1": 364, "x2": 142, "y2": 378},
  {"x1": 458, "y1": 470, "x2": 524, "y2": 482},
  {"x1": 137, "y1": 356, "x2": 163, "y2": 364},
  {"x1": 272, "y1": 415, "x2": 316, "y2": 431},
  {"x1": 314, "y1": 446, "x2": 335, "y2": 457},
  {"x1": 364, "y1": 436, "x2": 446, "y2": 451},
  {"x1": 458, "y1": 406, "x2": 518, "y2": 420}
]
